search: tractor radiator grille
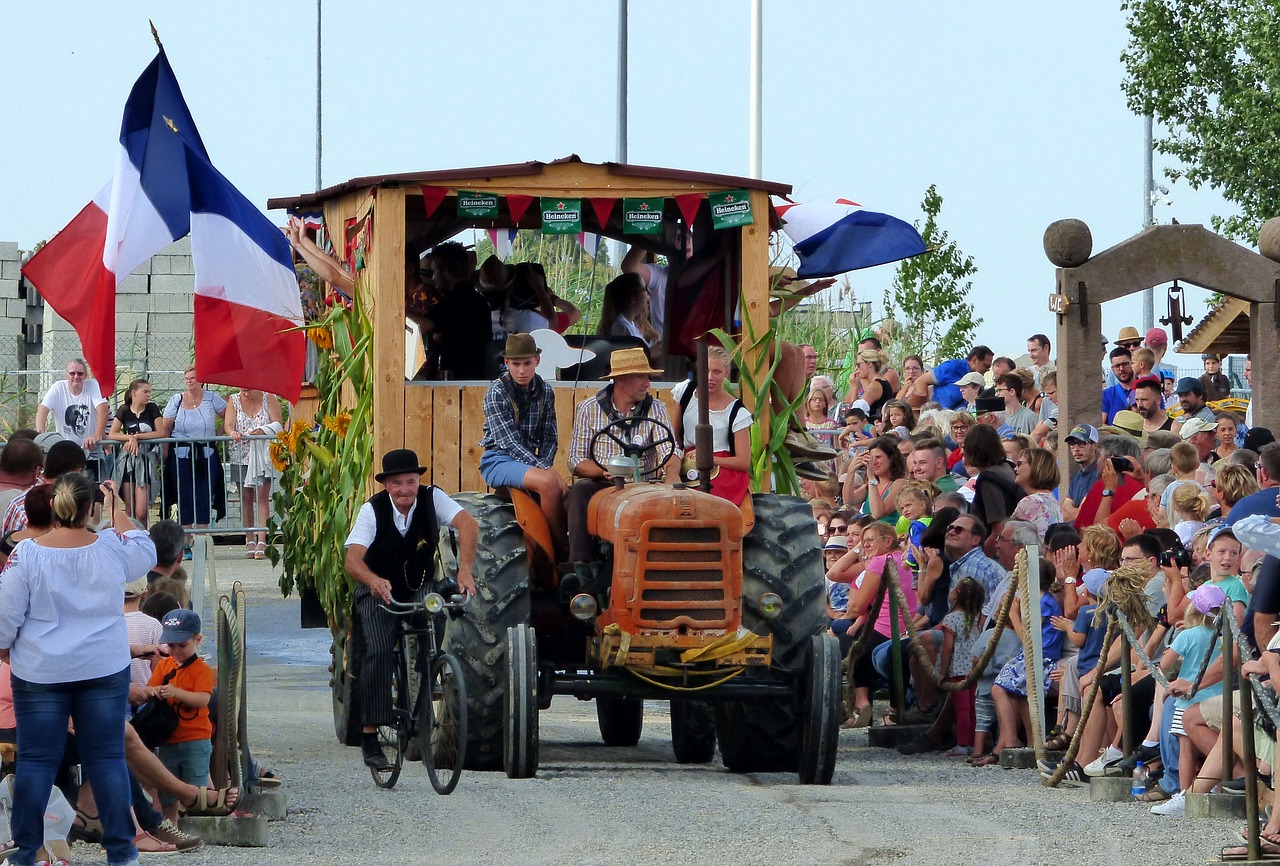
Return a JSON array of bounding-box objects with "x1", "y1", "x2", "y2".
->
[{"x1": 636, "y1": 525, "x2": 733, "y2": 629}]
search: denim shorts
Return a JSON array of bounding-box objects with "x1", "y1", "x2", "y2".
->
[
  {"x1": 157, "y1": 739, "x2": 213, "y2": 804},
  {"x1": 479, "y1": 450, "x2": 534, "y2": 490}
]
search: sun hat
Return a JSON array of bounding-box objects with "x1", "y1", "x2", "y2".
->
[
  {"x1": 159, "y1": 609, "x2": 202, "y2": 644},
  {"x1": 1114, "y1": 326, "x2": 1142, "y2": 345},
  {"x1": 1179, "y1": 417, "x2": 1216, "y2": 440},
  {"x1": 601, "y1": 347, "x2": 663, "y2": 380},
  {"x1": 375, "y1": 448, "x2": 427, "y2": 482},
  {"x1": 502, "y1": 333, "x2": 541, "y2": 360},
  {"x1": 1190, "y1": 583, "x2": 1226, "y2": 615},
  {"x1": 1110, "y1": 410, "x2": 1148, "y2": 446},
  {"x1": 975, "y1": 396, "x2": 1004, "y2": 414},
  {"x1": 32, "y1": 431, "x2": 65, "y2": 454},
  {"x1": 957, "y1": 372, "x2": 986, "y2": 389},
  {"x1": 823, "y1": 535, "x2": 849, "y2": 552},
  {"x1": 123, "y1": 578, "x2": 147, "y2": 599}
]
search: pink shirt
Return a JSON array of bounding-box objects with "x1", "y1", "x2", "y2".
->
[{"x1": 868, "y1": 551, "x2": 916, "y2": 638}]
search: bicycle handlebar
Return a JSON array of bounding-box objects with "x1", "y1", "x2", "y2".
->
[{"x1": 378, "y1": 593, "x2": 469, "y2": 616}]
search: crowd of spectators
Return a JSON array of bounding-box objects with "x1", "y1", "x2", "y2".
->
[{"x1": 809, "y1": 326, "x2": 1280, "y2": 849}]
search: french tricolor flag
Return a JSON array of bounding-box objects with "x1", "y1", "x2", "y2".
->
[
  {"x1": 22, "y1": 47, "x2": 304, "y2": 402},
  {"x1": 774, "y1": 197, "x2": 927, "y2": 278}
]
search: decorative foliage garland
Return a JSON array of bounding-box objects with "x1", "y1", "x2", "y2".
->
[{"x1": 268, "y1": 279, "x2": 373, "y2": 630}]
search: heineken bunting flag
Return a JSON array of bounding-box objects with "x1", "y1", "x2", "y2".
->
[
  {"x1": 709, "y1": 189, "x2": 754, "y2": 229},
  {"x1": 622, "y1": 197, "x2": 664, "y2": 235},
  {"x1": 457, "y1": 191, "x2": 500, "y2": 219},
  {"x1": 540, "y1": 197, "x2": 582, "y2": 235}
]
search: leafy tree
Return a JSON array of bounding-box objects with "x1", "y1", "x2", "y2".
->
[
  {"x1": 1121, "y1": 0, "x2": 1280, "y2": 241},
  {"x1": 881, "y1": 185, "x2": 980, "y2": 365}
]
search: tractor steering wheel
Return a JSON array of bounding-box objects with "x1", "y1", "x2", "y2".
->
[{"x1": 588, "y1": 417, "x2": 677, "y2": 481}]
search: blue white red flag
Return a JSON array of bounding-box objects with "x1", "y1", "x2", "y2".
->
[
  {"x1": 22, "y1": 48, "x2": 304, "y2": 401},
  {"x1": 774, "y1": 197, "x2": 927, "y2": 278}
]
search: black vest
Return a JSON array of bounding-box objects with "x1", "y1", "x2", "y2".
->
[{"x1": 363, "y1": 487, "x2": 440, "y2": 602}]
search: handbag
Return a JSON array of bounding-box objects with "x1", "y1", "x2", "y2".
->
[{"x1": 130, "y1": 655, "x2": 197, "y2": 749}]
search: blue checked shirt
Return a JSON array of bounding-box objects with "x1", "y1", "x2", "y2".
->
[
  {"x1": 480, "y1": 374, "x2": 558, "y2": 469},
  {"x1": 950, "y1": 545, "x2": 1010, "y2": 622}
]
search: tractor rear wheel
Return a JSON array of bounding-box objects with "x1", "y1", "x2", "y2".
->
[
  {"x1": 798, "y1": 634, "x2": 841, "y2": 784},
  {"x1": 715, "y1": 493, "x2": 827, "y2": 774},
  {"x1": 596, "y1": 697, "x2": 644, "y2": 746},
  {"x1": 670, "y1": 700, "x2": 716, "y2": 764},
  {"x1": 442, "y1": 493, "x2": 531, "y2": 770}
]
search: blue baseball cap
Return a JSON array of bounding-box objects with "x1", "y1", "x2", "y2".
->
[
  {"x1": 1065, "y1": 424, "x2": 1099, "y2": 445},
  {"x1": 159, "y1": 609, "x2": 201, "y2": 644}
]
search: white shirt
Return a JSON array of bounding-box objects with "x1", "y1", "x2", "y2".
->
[
  {"x1": 0, "y1": 529, "x2": 157, "y2": 684},
  {"x1": 41, "y1": 379, "x2": 107, "y2": 455},
  {"x1": 643, "y1": 263, "x2": 669, "y2": 339},
  {"x1": 344, "y1": 487, "x2": 464, "y2": 548},
  {"x1": 669, "y1": 380, "x2": 753, "y2": 452}
]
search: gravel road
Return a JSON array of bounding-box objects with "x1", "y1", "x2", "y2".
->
[{"x1": 130, "y1": 551, "x2": 1247, "y2": 866}]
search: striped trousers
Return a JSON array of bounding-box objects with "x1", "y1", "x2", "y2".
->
[{"x1": 352, "y1": 585, "x2": 429, "y2": 727}]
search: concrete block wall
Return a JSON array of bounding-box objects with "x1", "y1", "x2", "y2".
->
[{"x1": 0, "y1": 242, "x2": 24, "y2": 376}]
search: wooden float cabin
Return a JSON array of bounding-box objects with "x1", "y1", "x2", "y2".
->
[{"x1": 268, "y1": 156, "x2": 792, "y2": 492}]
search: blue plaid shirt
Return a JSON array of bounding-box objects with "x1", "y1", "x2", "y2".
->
[
  {"x1": 950, "y1": 546, "x2": 1009, "y2": 621},
  {"x1": 480, "y1": 374, "x2": 558, "y2": 469}
]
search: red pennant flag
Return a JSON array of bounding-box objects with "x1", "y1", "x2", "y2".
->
[
  {"x1": 506, "y1": 194, "x2": 534, "y2": 223},
  {"x1": 420, "y1": 185, "x2": 448, "y2": 218},
  {"x1": 675, "y1": 193, "x2": 703, "y2": 228},
  {"x1": 588, "y1": 198, "x2": 617, "y2": 230}
]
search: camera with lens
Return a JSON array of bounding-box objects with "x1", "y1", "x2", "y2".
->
[{"x1": 1160, "y1": 543, "x2": 1192, "y2": 569}]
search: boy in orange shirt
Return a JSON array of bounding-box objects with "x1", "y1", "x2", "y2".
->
[{"x1": 147, "y1": 609, "x2": 214, "y2": 822}]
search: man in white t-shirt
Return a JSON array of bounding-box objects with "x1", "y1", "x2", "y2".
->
[{"x1": 35, "y1": 357, "x2": 109, "y2": 478}]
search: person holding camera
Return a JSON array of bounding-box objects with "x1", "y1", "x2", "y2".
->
[{"x1": 0, "y1": 475, "x2": 155, "y2": 866}]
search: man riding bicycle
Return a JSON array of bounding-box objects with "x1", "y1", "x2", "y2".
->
[{"x1": 343, "y1": 449, "x2": 478, "y2": 769}]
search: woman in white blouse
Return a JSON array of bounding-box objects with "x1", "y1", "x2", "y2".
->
[{"x1": 670, "y1": 346, "x2": 754, "y2": 505}]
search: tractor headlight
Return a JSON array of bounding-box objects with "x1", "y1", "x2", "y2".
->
[
  {"x1": 570, "y1": 593, "x2": 599, "y2": 621},
  {"x1": 757, "y1": 593, "x2": 784, "y2": 619},
  {"x1": 423, "y1": 592, "x2": 445, "y2": 615}
]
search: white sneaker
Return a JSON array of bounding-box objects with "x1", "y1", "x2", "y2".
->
[
  {"x1": 1152, "y1": 790, "x2": 1186, "y2": 815},
  {"x1": 1083, "y1": 746, "x2": 1124, "y2": 777}
]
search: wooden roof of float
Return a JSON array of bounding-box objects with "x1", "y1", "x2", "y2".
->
[
  {"x1": 1177, "y1": 295, "x2": 1252, "y2": 356},
  {"x1": 267, "y1": 154, "x2": 793, "y2": 211}
]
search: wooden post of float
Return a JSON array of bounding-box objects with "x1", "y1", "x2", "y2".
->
[{"x1": 369, "y1": 186, "x2": 407, "y2": 472}]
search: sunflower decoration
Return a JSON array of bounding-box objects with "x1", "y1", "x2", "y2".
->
[
  {"x1": 321, "y1": 410, "x2": 352, "y2": 438},
  {"x1": 307, "y1": 325, "x2": 335, "y2": 350},
  {"x1": 269, "y1": 440, "x2": 287, "y2": 473}
]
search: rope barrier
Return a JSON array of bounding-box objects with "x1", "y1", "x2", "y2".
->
[
  {"x1": 1231, "y1": 628, "x2": 1280, "y2": 732},
  {"x1": 1043, "y1": 617, "x2": 1118, "y2": 788},
  {"x1": 842, "y1": 570, "x2": 890, "y2": 711},
  {"x1": 1112, "y1": 606, "x2": 1171, "y2": 690}
]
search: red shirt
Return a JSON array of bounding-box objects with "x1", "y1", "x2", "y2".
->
[
  {"x1": 1105, "y1": 495, "x2": 1156, "y2": 535},
  {"x1": 1076, "y1": 477, "x2": 1143, "y2": 528}
]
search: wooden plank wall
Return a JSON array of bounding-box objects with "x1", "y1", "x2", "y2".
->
[{"x1": 403, "y1": 383, "x2": 681, "y2": 494}]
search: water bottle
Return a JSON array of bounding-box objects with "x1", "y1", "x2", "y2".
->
[{"x1": 1132, "y1": 761, "x2": 1148, "y2": 798}]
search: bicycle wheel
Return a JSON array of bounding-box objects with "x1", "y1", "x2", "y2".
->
[
  {"x1": 421, "y1": 652, "x2": 468, "y2": 794},
  {"x1": 370, "y1": 648, "x2": 408, "y2": 789}
]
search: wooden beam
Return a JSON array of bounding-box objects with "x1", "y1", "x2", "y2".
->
[
  {"x1": 739, "y1": 188, "x2": 772, "y2": 442},
  {"x1": 369, "y1": 187, "x2": 407, "y2": 468}
]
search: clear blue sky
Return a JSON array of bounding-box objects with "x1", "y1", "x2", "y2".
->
[{"x1": 1, "y1": 2, "x2": 1239, "y2": 359}]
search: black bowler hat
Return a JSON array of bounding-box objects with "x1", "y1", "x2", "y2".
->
[{"x1": 375, "y1": 449, "x2": 427, "y2": 482}]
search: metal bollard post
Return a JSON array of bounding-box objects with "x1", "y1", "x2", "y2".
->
[
  {"x1": 1025, "y1": 546, "x2": 1045, "y2": 757},
  {"x1": 1221, "y1": 613, "x2": 1234, "y2": 787},
  {"x1": 1241, "y1": 668, "x2": 1261, "y2": 862},
  {"x1": 1119, "y1": 629, "x2": 1133, "y2": 760}
]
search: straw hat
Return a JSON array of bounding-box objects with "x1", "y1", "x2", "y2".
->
[
  {"x1": 602, "y1": 347, "x2": 663, "y2": 379},
  {"x1": 1113, "y1": 325, "x2": 1141, "y2": 345}
]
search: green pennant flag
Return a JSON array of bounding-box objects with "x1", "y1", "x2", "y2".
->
[
  {"x1": 540, "y1": 197, "x2": 582, "y2": 235},
  {"x1": 457, "y1": 191, "x2": 500, "y2": 219},
  {"x1": 708, "y1": 189, "x2": 754, "y2": 229},
  {"x1": 622, "y1": 197, "x2": 664, "y2": 235}
]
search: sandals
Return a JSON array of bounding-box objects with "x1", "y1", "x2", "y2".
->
[
  {"x1": 842, "y1": 705, "x2": 873, "y2": 729},
  {"x1": 134, "y1": 830, "x2": 178, "y2": 854},
  {"x1": 69, "y1": 808, "x2": 103, "y2": 843},
  {"x1": 182, "y1": 785, "x2": 240, "y2": 817},
  {"x1": 245, "y1": 541, "x2": 256, "y2": 559},
  {"x1": 1223, "y1": 833, "x2": 1280, "y2": 860},
  {"x1": 971, "y1": 753, "x2": 1001, "y2": 767},
  {"x1": 253, "y1": 541, "x2": 266, "y2": 560},
  {"x1": 1044, "y1": 732, "x2": 1073, "y2": 751}
]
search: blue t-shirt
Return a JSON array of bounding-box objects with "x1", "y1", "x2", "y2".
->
[
  {"x1": 1225, "y1": 488, "x2": 1280, "y2": 525},
  {"x1": 1068, "y1": 461, "x2": 1099, "y2": 507},
  {"x1": 1075, "y1": 604, "x2": 1107, "y2": 676},
  {"x1": 931, "y1": 358, "x2": 971, "y2": 410},
  {"x1": 1040, "y1": 592, "x2": 1065, "y2": 662},
  {"x1": 1171, "y1": 625, "x2": 1222, "y2": 709},
  {"x1": 1101, "y1": 383, "x2": 1135, "y2": 424}
]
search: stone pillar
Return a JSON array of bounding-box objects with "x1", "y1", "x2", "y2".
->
[
  {"x1": 1251, "y1": 302, "x2": 1277, "y2": 432},
  {"x1": 1055, "y1": 286, "x2": 1103, "y2": 492}
]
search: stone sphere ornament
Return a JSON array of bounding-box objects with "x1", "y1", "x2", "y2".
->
[
  {"x1": 1043, "y1": 219, "x2": 1093, "y2": 268},
  {"x1": 1257, "y1": 217, "x2": 1280, "y2": 263}
]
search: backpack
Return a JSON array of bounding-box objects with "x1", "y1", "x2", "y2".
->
[{"x1": 677, "y1": 380, "x2": 745, "y2": 456}]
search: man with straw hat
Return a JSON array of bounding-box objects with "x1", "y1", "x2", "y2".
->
[
  {"x1": 566, "y1": 348, "x2": 681, "y2": 568},
  {"x1": 480, "y1": 333, "x2": 567, "y2": 551}
]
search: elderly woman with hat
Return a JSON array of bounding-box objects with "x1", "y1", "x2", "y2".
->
[
  {"x1": 343, "y1": 448, "x2": 478, "y2": 769},
  {"x1": 479, "y1": 333, "x2": 567, "y2": 549},
  {"x1": 566, "y1": 348, "x2": 681, "y2": 567}
]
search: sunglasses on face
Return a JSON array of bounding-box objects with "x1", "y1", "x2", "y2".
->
[{"x1": 947, "y1": 525, "x2": 975, "y2": 535}]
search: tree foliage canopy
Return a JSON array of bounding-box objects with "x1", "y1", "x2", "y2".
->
[
  {"x1": 1121, "y1": 0, "x2": 1280, "y2": 241},
  {"x1": 882, "y1": 185, "x2": 980, "y2": 365}
]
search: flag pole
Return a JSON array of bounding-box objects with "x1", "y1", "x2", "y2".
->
[
  {"x1": 748, "y1": 0, "x2": 762, "y2": 178},
  {"x1": 149, "y1": 20, "x2": 163, "y2": 49}
]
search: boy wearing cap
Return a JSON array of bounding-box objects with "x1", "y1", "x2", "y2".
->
[
  {"x1": 1200, "y1": 353, "x2": 1232, "y2": 403},
  {"x1": 147, "y1": 609, "x2": 214, "y2": 822},
  {"x1": 479, "y1": 333, "x2": 566, "y2": 548}
]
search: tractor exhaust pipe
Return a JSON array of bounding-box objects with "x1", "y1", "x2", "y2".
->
[{"x1": 695, "y1": 340, "x2": 714, "y2": 493}]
